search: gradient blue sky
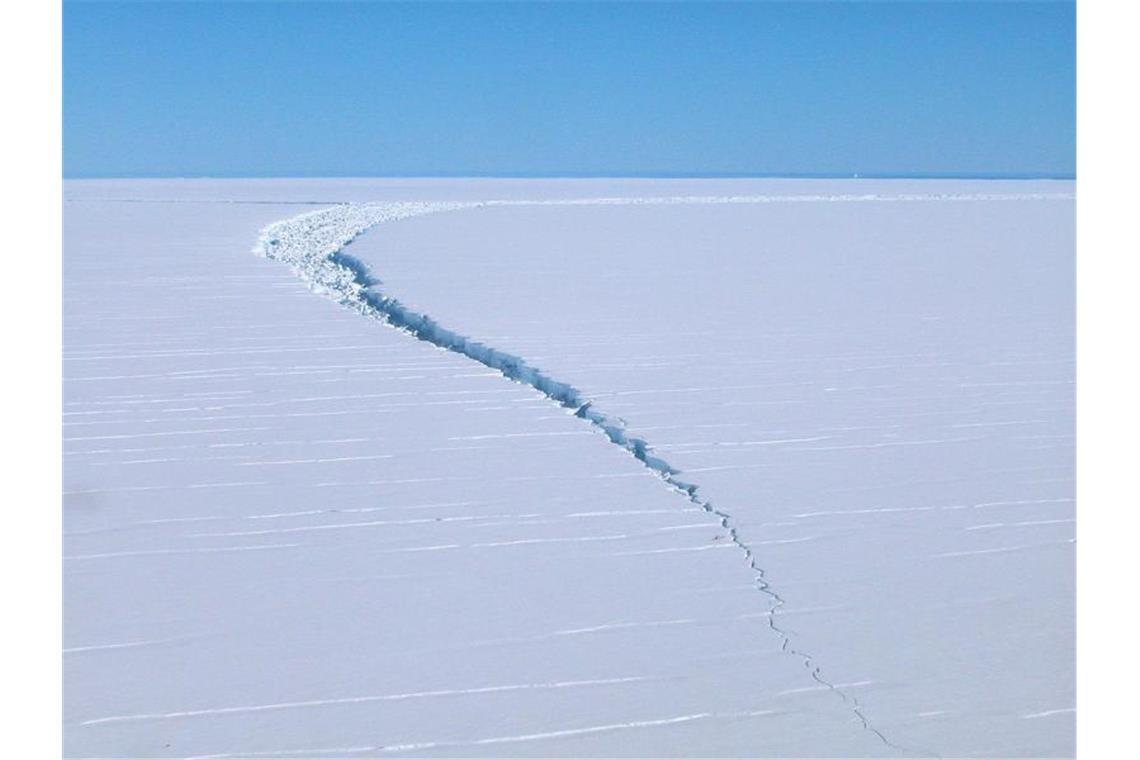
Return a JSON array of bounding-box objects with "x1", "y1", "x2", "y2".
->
[{"x1": 64, "y1": 1, "x2": 1075, "y2": 178}]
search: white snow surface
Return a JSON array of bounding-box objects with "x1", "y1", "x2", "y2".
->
[{"x1": 65, "y1": 178, "x2": 1074, "y2": 758}]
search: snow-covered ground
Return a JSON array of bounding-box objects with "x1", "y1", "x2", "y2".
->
[{"x1": 64, "y1": 178, "x2": 1073, "y2": 758}]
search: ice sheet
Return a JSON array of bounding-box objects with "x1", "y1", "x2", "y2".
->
[{"x1": 64, "y1": 178, "x2": 1074, "y2": 758}]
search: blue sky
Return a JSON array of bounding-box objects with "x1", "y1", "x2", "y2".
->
[{"x1": 64, "y1": 1, "x2": 1075, "y2": 178}]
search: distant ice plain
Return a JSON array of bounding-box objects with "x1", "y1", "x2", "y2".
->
[{"x1": 64, "y1": 178, "x2": 1074, "y2": 758}]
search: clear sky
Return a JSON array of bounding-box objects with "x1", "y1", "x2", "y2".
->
[{"x1": 63, "y1": 1, "x2": 1075, "y2": 178}]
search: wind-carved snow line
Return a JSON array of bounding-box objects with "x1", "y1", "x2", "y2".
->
[{"x1": 253, "y1": 197, "x2": 955, "y2": 757}]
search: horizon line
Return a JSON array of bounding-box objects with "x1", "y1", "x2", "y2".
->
[{"x1": 64, "y1": 171, "x2": 1077, "y2": 181}]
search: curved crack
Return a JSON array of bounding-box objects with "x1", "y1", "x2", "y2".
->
[{"x1": 254, "y1": 200, "x2": 939, "y2": 757}]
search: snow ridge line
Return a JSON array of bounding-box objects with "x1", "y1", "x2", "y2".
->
[
  {"x1": 498, "y1": 191, "x2": 1072, "y2": 205},
  {"x1": 254, "y1": 200, "x2": 936, "y2": 757}
]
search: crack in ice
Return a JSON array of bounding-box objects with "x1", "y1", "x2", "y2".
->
[{"x1": 254, "y1": 198, "x2": 949, "y2": 757}]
